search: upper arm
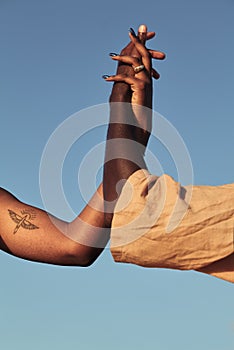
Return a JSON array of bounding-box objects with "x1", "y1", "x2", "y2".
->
[{"x1": 0, "y1": 188, "x2": 83, "y2": 265}]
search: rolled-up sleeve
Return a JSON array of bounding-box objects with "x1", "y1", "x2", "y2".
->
[{"x1": 110, "y1": 170, "x2": 234, "y2": 282}]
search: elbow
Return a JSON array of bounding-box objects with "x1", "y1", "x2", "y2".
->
[
  {"x1": 74, "y1": 257, "x2": 96, "y2": 268},
  {"x1": 64, "y1": 253, "x2": 96, "y2": 268},
  {"x1": 64, "y1": 243, "x2": 101, "y2": 267}
]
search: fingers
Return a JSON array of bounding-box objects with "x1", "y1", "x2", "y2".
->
[
  {"x1": 138, "y1": 25, "x2": 157, "y2": 43},
  {"x1": 129, "y1": 28, "x2": 152, "y2": 73},
  {"x1": 152, "y1": 68, "x2": 160, "y2": 80},
  {"x1": 110, "y1": 53, "x2": 140, "y2": 67},
  {"x1": 138, "y1": 24, "x2": 165, "y2": 59},
  {"x1": 138, "y1": 24, "x2": 147, "y2": 45},
  {"x1": 136, "y1": 25, "x2": 165, "y2": 79},
  {"x1": 146, "y1": 31, "x2": 156, "y2": 41},
  {"x1": 149, "y1": 49, "x2": 166, "y2": 60},
  {"x1": 102, "y1": 73, "x2": 144, "y2": 89},
  {"x1": 110, "y1": 51, "x2": 165, "y2": 63},
  {"x1": 108, "y1": 53, "x2": 160, "y2": 80},
  {"x1": 105, "y1": 25, "x2": 165, "y2": 81},
  {"x1": 109, "y1": 53, "x2": 150, "y2": 84}
]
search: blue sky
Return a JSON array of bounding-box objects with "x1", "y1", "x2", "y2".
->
[{"x1": 0, "y1": 0, "x2": 234, "y2": 349}]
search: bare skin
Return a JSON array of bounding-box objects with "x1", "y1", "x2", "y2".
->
[
  {"x1": 103, "y1": 26, "x2": 156, "y2": 227},
  {"x1": 0, "y1": 25, "x2": 165, "y2": 266},
  {"x1": 0, "y1": 185, "x2": 107, "y2": 266}
]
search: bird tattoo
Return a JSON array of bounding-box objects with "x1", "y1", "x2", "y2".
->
[{"x1": 8, "y1": 209, "x2": 39, "y2": 234}]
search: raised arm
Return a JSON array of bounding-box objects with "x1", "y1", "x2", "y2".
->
[
  {"x1": 103, "y1": 25, "x2": 164, "y2": 227},
  {"x1": 0, "y1": 25, "x2": 164, "y2": 267}
]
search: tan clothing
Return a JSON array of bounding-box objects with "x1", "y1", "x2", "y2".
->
[{"x1": 111, "y1": 170, "x2": 234, "y2": 283}]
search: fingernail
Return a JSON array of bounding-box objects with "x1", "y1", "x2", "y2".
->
[
  {"x1": 138, "y1": 24, "x2": 147, "y2": 33},
  {"x1": 129, "y1": 27, "x2": 136, "y2": 37},
  {"x1": 109, "y1": 53, "x2": 118, "y2": 57},
  {"x1": 102, "y1": 75, "x2": 111, "y2": 79}
]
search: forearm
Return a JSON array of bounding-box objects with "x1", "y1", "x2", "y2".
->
[
  {"x1": 104, "y1": 103, "x2": 146, "y2": 190},
  {"x1": 103, "y1": 91, "x2": 146, "y2": 227},
  {"x1": 103, "y1": 28, "x2": 155, "y2": 227}
]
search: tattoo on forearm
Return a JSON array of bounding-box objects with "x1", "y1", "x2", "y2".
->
[{"x1": 8, "y1": 209, "x2": 39, "y2": 234}]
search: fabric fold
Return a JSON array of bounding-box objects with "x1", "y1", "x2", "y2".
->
[{"x1": 110, "y1": 170, "x2": 234, "y2": 283}]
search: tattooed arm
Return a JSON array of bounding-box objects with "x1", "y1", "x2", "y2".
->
[
  {"x1": 0, "y1": 25, "x2": 164, "y2": 267},
  {"x1": 0, "y1": 185, "x2": 107, "y2": 266}
]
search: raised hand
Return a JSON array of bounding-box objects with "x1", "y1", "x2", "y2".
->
[
  {"x1": 104, "y1": 24, "x2": 165, "y2": 104},
  {"x1": 104, "y1": 25, "x2": 165, "y2": 146}
]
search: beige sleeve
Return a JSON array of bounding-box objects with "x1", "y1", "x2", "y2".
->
[{"x1": 110, "y1": 170, "x2": 234, "y2": 283}]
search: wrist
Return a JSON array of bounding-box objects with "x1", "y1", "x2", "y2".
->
[{"x1": 109, "y1": 82, "x2": 131, "y2": 103}]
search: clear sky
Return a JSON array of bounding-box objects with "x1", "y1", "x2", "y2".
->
[{"x1": 0, "y1": 0, "x2": 234, "y2": 349}]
